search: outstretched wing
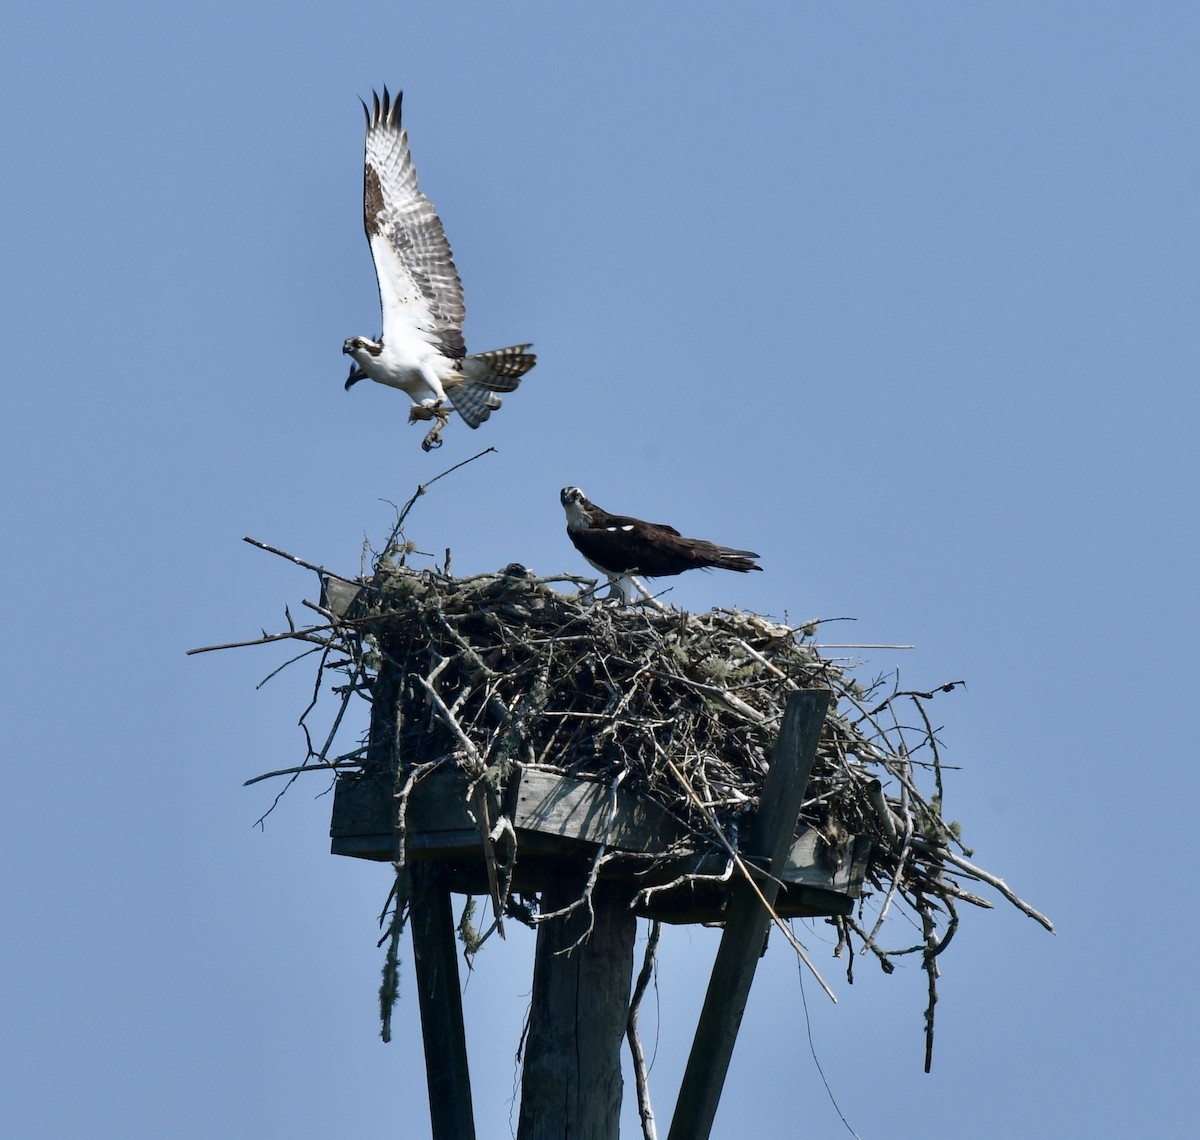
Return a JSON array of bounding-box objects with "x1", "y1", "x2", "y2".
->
[{"x1": 362, "y1": 88, "x2": 466, "y2": 360}]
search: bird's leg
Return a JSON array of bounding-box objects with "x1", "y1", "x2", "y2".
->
[
  {"x1": 602, "y1": 573, "x2": 634, "y2": 605},
  {"x1": 419, "y1": 403, "x2": 452, "y2": 451},
  {"x1": 601, "y1": 573, "x2": 667, "y2": 610}
]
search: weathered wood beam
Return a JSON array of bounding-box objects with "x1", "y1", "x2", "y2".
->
[
  {"x1": 410, "y1": 861, "x2": 477, "y2": 1140},
  {"x1": 666, "y1": 689, "x2": 831, "y2": 1140},
  {"x1": 318, "y1": 573, "x2": 365, "y2": 619},
  {"x1": 513, "y1": 766, "x2": 688, "y2": 852},
  {"x1": 517, "y1": 878, "x2": 636, "y2": 1140}
]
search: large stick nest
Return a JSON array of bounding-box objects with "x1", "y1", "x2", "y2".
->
[
  {"x1": 325, "y1": 559, "x2": 1049, "y2": 931},
  {"x1": 204, "y1": 515, "x2": 1052, "y2": 1070},
  {"x1": 362, "y1": 562, "x2": 913, "y2": 851},
  {"x1": 331, "y1": 559, "x2": 1052, "y2": 1069}
]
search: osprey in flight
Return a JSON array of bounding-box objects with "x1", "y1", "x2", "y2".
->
[
  {"x1": 343, "y1": 89, "x2": 537, "y2": 450},
  {"x1": 560, "y1": 487, "x2": 762, "y2": 604}
]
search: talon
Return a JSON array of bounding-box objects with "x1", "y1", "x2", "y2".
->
[{"x1": 421, "y1": 408, "x2": 452, "y2": 451}]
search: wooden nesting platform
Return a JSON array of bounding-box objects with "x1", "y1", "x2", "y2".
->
[{"x1": 330, "y1": 764, "x2": 871, "y2": 924}]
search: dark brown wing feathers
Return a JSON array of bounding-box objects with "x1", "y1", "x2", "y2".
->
[{"x1": 571, "y1": 518, "x2": 761, "y2": 578}]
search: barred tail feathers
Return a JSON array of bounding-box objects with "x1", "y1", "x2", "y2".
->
[
  {"x1": 449, "y1": 345, "x2": 537, "y2": 428},
  {"x1": 463, "y1": 345, "x2": 537, "y2": 393},
  {"x1": 448, "y1": 383, "x2": 502, "y2": 428}
]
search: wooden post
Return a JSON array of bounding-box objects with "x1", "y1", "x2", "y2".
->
[
  {"x1": 666, "y1": 689, "x2": 831, "y2": 1140},
  {"x1": 411, "y1": 860, "x2": 477, "y2": 1140},
  {"x1": 517, "y1": 877, "x2": 637, "y2": 1140}
]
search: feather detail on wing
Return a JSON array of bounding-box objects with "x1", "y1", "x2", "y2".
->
[
  {"x1": 571, "y1": 522, "x2": 761, "y2": 578},
  {"x1": 363, "y1": 88, "x2": 466, "y2": 360}
]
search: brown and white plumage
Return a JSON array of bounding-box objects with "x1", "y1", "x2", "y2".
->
[
  {"x1": 343, "y1": 89, "x2": 536, "y2": 450},
  {"x1": 560, "y1": 486, "x2": 762, "y2": 604}
]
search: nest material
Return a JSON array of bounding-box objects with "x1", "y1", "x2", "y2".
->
[
  {"x1": 329, "y1": 562, "x2": 1047, "y2": 934},
  {"x1": 364, "y1": 564, "x2": 897, "y2": 849},
  {"x1": 322, "y1": 560, "x2": 1051, "y2": 1071},
  {"x1": 209, "y1": 533, "x2": 1052, "y2": 1070}
]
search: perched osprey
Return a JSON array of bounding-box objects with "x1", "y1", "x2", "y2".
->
[
  {"x1": 343, "y1": 89, "x2": 537, "y2": 450},
  {"x1": 560, "y1": 486, "x2": 762, "y2": 604}
]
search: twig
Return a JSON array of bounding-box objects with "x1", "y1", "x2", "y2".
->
[
  {"x1": 376, "y1": 447, "x2": 497, "y2": 565},
  {"x1": 812, "y1": 644, "x2": 914, "y2": 650},
  {"x1": 663, "y1": 756, "x2": 837, "y2": 1003},
  {"x1": 866, "y1": 778, "x2": 900, "y2": 846},
  {"x1": 627, "y1": 921, "x2": 662, "y2": 1140},
  {"x1": 647, "y1": 669, "x2": 769, "y2": 725},
  {"x1": 918, "y1": 892, "x2": 940, "y2": 1073},
  {"x1": 863, "y1": 810, "x2": 913, "y2": 949},
  {"x1": 869, "y1": 681, "x2": 966, "y2": 716},
  {"x1": 842, "y1": 916, "x2": 896, "y2": 974},
  {"x1": 412, "y1": 671, "x2": 509, "y2": 935},
  {"x1": 241, "y1": 536, "x2": 341, "y2": 578},
  {"x1": 632, "y1": 859, "x2": 734, "y2": 908},
  {"x1": 535, "y1": 770, "x2": 629, "y2": 955},
  {"x1": 912, "y1": 840, "x2": 1055, "y2": 933},
  {"x1": 242, "y1": 755, "x2": 363, "y2": 786},
  {"x1": 413, "y1": 673, "x2": 483, "y2": 770},
  {"x1": 255, "y1": 644, "x2": 325, "y2": 688},
  {"x1": 186, "y1": 627, "x2": 334, "y2": 655},
  {"x1": 630, "y1": 575, "x2": 671, "y2": 613}
]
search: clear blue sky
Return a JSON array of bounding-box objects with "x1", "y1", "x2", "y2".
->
[{"x1": 3, "y1": 3, "x2": 1197, "y2": 1136}]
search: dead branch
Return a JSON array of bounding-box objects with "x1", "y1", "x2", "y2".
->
[
  {"x1": 663, "y1": 755, "x2": 837, "y2": 1004},
  {"x1": 911, "y1": 840, "x2": 1055, "y2": 933},
  {"x1": 627, "y1": 920, "x2": 662, "y2": 1140}
]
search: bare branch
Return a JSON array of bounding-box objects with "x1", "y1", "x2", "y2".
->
[{"x1": 627, "y1": 921, "x2": 662, "y2": 1140}]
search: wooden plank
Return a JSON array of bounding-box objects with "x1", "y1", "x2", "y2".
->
[
  {"x1": 410, "y1": 771, "x2": 479, "y2": 834},
  {"x1": 666, "y1": 689, "x2": 831, "y2": 1140},
  {"x1": 329, "y1": 771, "x2": 392, "y2": 840},
  {"x1": 782, "y1": 829, "x2": 861, "y2": 893},
  {"x1": 319, "y1": 574, "x2": 365, "y2": 619},
  {"x1": 781, "y1": 885, "x2": 856, "y2": 918},
  {"x1": 335, "y1": 766, "x2": 686, "y2": 852},
  {"x1": 329, "y1": 767, "x2": 485, "y2": 860},
  {"x1": 516, "y1": 877, "x2": 636, "y2": 1140},
  {"x1": 407, "y1": 830, "x2": 489, "y2": 857},
  {"x1": 329, "y1": 834, "x2": 396, "y2": 860},
  {"x1": 333, "y1": 765, "x2": 870, "y2": 908},
  {"x1": 621, "y1": 825, "x2": 868, "y2": 896},
  {"x1": 636, "y1": 882, "x2": 854, "y2": 925},
  {"x1": 512, "y1": 767, "x2": 688, "y2": 853},
  {"x1": 410, "y1": 861, "x2": 477, "y2": 1140}
]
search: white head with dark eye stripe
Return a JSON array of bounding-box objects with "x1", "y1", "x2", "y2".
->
[{"x1": 560, "y1": 486, "x2": 593, "y2": 529}]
